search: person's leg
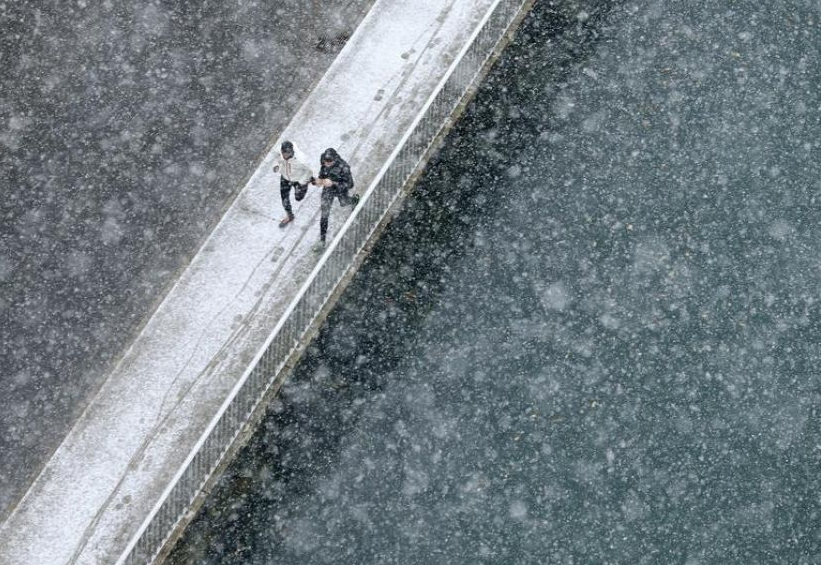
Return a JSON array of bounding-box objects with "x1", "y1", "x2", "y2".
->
[
  {"x1": 319, "y1": 187, "x2": 334, "y2": 242},
  {"x1": 279, "y1": 176, "x2": 294, "y2": 224}
]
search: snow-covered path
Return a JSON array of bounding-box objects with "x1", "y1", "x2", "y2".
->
[{"x1": 0, "y1": 1, "x2": 498, "y2": 563}]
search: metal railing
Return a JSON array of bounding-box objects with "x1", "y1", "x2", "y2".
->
[{"x1": 118, "y1": 0, "x2": 530, "y2": 563}]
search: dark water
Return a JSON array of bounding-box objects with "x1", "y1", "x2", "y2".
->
[
  {"x1": 0, "y1": 1, "x2": 372, "y2": 516},
  {"x1": 169, "y1": 1, "x2": 821, "y2": 563}
]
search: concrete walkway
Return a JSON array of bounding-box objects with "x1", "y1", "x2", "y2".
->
[
  {"x1": 0, "y1": 1, "x2": 498, "y2": 563},
  {"x1": 0, "y1": 0, "x2": 374, "y2": 519}
]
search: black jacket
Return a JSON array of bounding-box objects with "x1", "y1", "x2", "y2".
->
[{"x1": 318, "y1": 148, "x2": 354, "y2": 192}]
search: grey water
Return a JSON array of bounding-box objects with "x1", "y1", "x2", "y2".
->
[
  {"x1": 0, "y1": 0, "x2": 372, "y2": 517},
  {"x1": 168, "y1": 0, "x2": 820, "y2": 563}
]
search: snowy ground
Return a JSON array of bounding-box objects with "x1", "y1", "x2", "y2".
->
[
  {"x1": 0, "y1": 0, "x2": 373, "y2": 518},
  {"x1": 0, "y1": 1, "x2": 500, "y2": 564}
]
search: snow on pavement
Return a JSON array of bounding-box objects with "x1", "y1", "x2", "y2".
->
[{"x1": 0, "y1": 1, "x2": 498, "y2": 564}]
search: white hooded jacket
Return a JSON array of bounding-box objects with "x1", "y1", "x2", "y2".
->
[{"x1": 274, "y1": 142, "x2": 314, "y2": 185}]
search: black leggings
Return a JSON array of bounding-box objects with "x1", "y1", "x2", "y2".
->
[
  {"x1": 320, "y1": 185, "x2": 354, "y2": 241},
  {"x1": 280, "y1": 177, "x2": 308, "y2": 218}
]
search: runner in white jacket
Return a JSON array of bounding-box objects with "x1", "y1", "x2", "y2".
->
[{"x1": 273, "y1": 140, "x2": 315, "y2": 227}]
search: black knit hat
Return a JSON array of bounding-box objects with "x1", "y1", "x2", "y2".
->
[
  {"x1": 281, "y1": 140, "x2": 294, "y2": 154},
  {"x1": 321, "y1": 147, "x2": 338, "y2": 162}
]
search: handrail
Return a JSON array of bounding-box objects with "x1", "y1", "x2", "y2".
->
[{"x1": 118, "y1": 1, "x2": 530, "y2": 563}]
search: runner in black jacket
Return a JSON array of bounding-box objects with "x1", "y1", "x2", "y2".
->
[{"x1": 313, "y1": 147, "x2": 359, "y2": 247}]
